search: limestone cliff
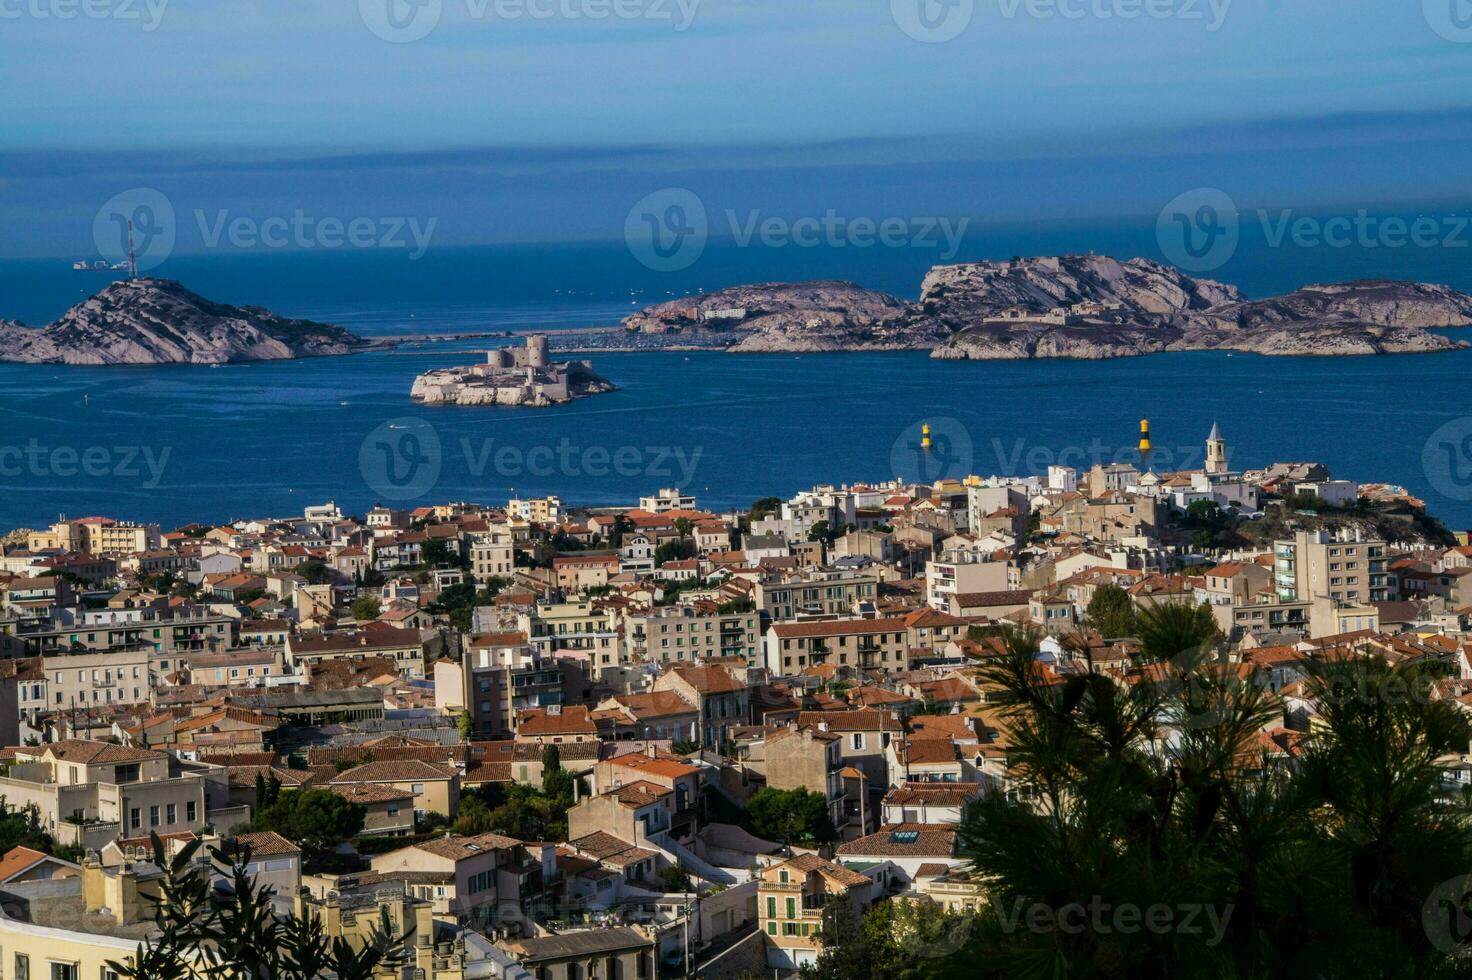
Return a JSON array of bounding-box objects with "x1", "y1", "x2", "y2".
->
[{"x1": 0, "y1": 278, "x2": 375, "y2": 365}]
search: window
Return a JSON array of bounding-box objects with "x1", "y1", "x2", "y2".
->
[
  {"x1": 150, "y1": 805, "x2": 160, "y2": 827},
  {"x1": 786, "y1": 897, "x2": 796, "y2": 919},
  {"x1": 851, "y1": 733, "x2": 865, "y2": 751},
  {"x1": 49, "y1": 964, "x2": 76, "y2": 980},
  {"x1": 166, "y1": 803, "x2": 176, "y2": 824},
  {"x1": 130, "y1": 808, "x2": 141, "y2": 831},
  {"x1": 186, "y1": 801, "x2": 197, "y2": 822},
  {"x1": 766, "y1": 896, "x2": 776, "y2": 917}
]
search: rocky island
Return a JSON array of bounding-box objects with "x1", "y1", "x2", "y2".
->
[
  {"x1": 622, "y1": 255, "x2": 1472, "y2": 360},
  {"x1": 411, "y1": 334, "x2": 616, "y2": 407},
  {"x1": 0, "y1": 277, "x2": 378, "y2": 365}
]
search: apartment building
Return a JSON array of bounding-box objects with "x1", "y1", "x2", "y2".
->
[
  {"x1": 754, "y1": 571, "x2": 878, "y2": 620},
  {"x1": 459, "y1": 631, "x2": 566, "y2": 739},
  {"x1": 925, "y1": 553, "x2": 1010, "y2": 610},
  {"x1": 764, "y1": 618, "x2": 910, "y2": 675},
  {"x1": 285, "y1": 627, "x2": 427, "y2": 678},
  {"x1": 28, "y1": 517, "x2": 162, "y2": 555},
  {"x1": 758, "y1": 853, "x2": 873, "y2": 971},
  {"x1": 1275, "y1": 528, "x2": 1392, "y2": 605},
  {"x1": 623, "y1": 605, "x2": 760, "y2": 665},
  {"x1": 0, "y1": 741, "x2": 209, "y2": 849}
]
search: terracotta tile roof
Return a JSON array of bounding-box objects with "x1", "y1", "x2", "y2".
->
[
  {"x1": 665, "y1": 665, "x2": 745, "y2": 695},
  {"x1": 836, "y1": 823, "x2": 958, "y2": 859},
  {"x1": 0, "y1": 846, "x2": 60, "y2": 882},
  {"x1": 606, "y1": 780, "x2": 672, "y2": 808},
  {"x1": 606, "y1": 753, "x2": 699, "y2": 780},
  {"x1": 36, "y1": 740, "x2": 163, "y2": 765},
  {"x1": 412, "y1": 832, "x2": 523, "y2": 860},
  {"x1": 776, "y1": 852, "x2": 871, "y2": 888},
  {"x1": 329, "y1": 782, "x2": 415, "y2": 804},
  {"x1": 329, "y1": 760, "x2": 457, "y2": 784},
  {"x1": 517, "y1": 705, "x2": 599, "y2": 737},
  {"x1": 223, "y1": 831, "x2": 301, "y2": 857},
  {"x1": 796, "y1": 709, "x2": 901, "y2": 733},
  {"x1": 770, "y1": 618, "x2": 908, "y2": 639}
]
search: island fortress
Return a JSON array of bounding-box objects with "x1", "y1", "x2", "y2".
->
[{"x1": 410, "y1": 334, "x2": 616, "y2": 407}]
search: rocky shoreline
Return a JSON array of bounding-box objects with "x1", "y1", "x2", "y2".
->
[
  {"x1": 0, "y1": 278, "x2": 378, "y2": 365},
  {"x1": 622, "y1": 256, "x2": 1472, "y2": 360}
]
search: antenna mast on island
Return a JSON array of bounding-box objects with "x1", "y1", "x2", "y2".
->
[{"x1": 127, "y1": 219, "x2": 138, "y2": 280}]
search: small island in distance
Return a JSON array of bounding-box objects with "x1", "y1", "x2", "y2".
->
[
  {"x1": 409, "y1": 334, "x2": 617, "y2": 407},
  {"x1": 7, "y1": 253, "x2": 1472, "y2": 367}
]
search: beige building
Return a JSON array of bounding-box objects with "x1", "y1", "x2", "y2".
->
[
  {"x1": 624, "y1": 605, "x2": 760, "y2": 665},
  {"x1": 286, "y1": 627, "x2": 427, "y2": 678},
  {"x1": 765, "y1": 618, "x2": 910, "y2": 675},
  {"x1": 0, "y1": 741, "x2": 215, "y2": 852},
  {"x1": 758, "y1": 853, "x2": 873, "y2": 971},
  {"x1": 329, "y1": 760, "x2": 461, "y2": 822}
]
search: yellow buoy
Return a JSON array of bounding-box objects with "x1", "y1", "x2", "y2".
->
[
  {"x1": 921, "y1": 423, "x2": 932, "y2": 452},
  {"x1": 1138, "y1": 419, "x2": 1151, "y2": 453}
]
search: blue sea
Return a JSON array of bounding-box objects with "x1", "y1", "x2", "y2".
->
[{"x1": 3, "y1": 215, "x2": 1472, "y2": 532}]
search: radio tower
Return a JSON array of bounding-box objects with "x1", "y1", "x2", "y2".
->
[{"x1": 127, "y1": 219, "x2": 138, "y2": 280}]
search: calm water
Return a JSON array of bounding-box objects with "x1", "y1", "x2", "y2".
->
[{"x1": 3, "y1": 226, "x2": 1472, "y2": 531}]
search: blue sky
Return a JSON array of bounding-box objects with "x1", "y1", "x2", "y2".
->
[{"x1": 2, "y1": 0, "x2": 1470, "y2": 255}]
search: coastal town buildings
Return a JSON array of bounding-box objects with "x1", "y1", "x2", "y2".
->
[{"x1": 0, "y1": 427, "x2": 1468, "y2": 975}]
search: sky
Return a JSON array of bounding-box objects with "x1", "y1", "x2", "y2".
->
[{"x1": 1, "y1": 0, "x2": 1471, "y2": 256}]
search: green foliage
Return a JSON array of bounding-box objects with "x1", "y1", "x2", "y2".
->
[
  {"x1": 295, "y1": 560, "x2": 331, "y2": 585},
  {"x1": 253, "y1": 789, "x2": 364, "y2": 857},
  {"x1": 1085, "y1": 584, "x2": 1137, "y2": 640},
  {"x1": 457, "y1": 711, "x2": 475, "y2": 740},
  {"x1": 107, "y1": 833, "x2": 409, "y2": 980},
  {"x1": 658, "y1": 864, "x2": 693, "y2": 893},
  {"x1": 749, "y1": 496, "x2": 782, "y2": 523},
  {"x1": 655, "y1": 538, "x2": 696, "y2": 565},
  {"x1": 746, "y1": 787, "x2": 836, "y2": 846},
  {"x1": 801, "y1": 896, "x2": 972, "y2": 980},
  {"x1": 927, "y1": 624, "x2": 1472, "y2": 978},
  {"x1": 350, "y1": 595, "x2": 381, "y2": 621}
]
